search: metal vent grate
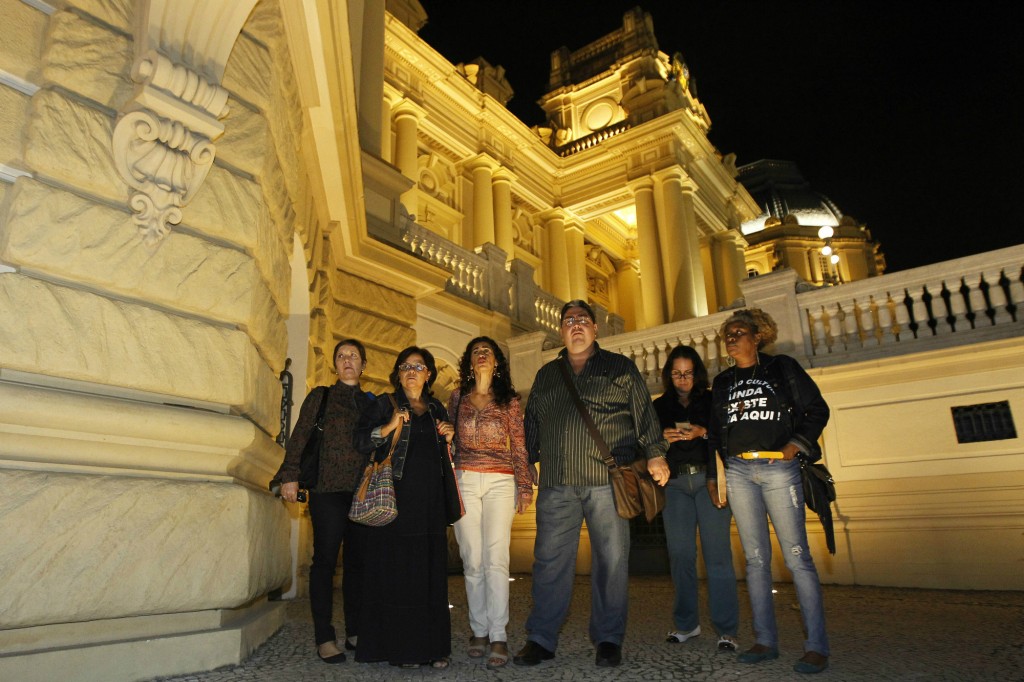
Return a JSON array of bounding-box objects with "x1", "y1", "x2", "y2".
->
[{"x1": 951, "y1": 401, "x2": 1017, "y2": 443}]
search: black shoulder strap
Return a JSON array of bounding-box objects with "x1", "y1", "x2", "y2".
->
[
  {"x1": 556, "y1": 360, "x2": 616, "y2": 470},
  {"x1": 314, "y1": 385, "x2": 332, "y2": 428}
]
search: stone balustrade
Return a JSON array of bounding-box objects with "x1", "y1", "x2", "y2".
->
[
  {"x1": 510, "y1": 244, "x2": 1024, "y2": 391},
  {"x1": 797, "y1": 244, "x2": 1024, "y2": 366}
]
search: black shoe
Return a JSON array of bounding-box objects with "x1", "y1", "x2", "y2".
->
[
  {"x1": 595, "y1": 641, "x2": 622, "y2": 667},
  {"x1": 513, "y1": 640, "x2": 555, "y2": 666},
  {"x1": 317, "y1": 644, "x2": 347, "y2": 664}
]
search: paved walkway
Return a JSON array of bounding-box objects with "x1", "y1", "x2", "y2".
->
[{"x1": 156, "y1": 575, "x2": 1023, "y2": 681}]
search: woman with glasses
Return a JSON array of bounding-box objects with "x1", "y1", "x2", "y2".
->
[
  {"x1": 708, "y1": 309, "x2": 831, "y2": 674},
  {"x1": 273, "y1": 339, "x2": 373, "y2": 664},
  {"x1": 448, "y1": 337, "x2": 534, "y2": 669},
  {"x1": 353, "y1": 346, "x2": 460, "y2": 669},
  {"x1": 654, "y1": 345, "x2": 739, "y2": 653}
]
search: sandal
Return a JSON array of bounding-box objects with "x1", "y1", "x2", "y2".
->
[
  {"x1": 430, "y1": 657, "x2": 450, "y2": 669},
  {"x1": 468, "y1": 635, "x2": 489, "y2": 658},
  {"x1": 486, "y1": 641, "x2": 509, "y2": 669}
]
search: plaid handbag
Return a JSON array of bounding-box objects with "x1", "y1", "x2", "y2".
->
[{"x1": 348, "y1": 396, "x2": 401, "y2": 527}]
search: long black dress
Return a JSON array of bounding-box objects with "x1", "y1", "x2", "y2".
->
[{"x1": 355, "y1": 408, "x2": 452, "y2": 665}]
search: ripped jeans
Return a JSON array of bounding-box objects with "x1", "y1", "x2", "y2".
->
[{"x1": 727, "y1": 457, "x2": 829, "y2": 655}]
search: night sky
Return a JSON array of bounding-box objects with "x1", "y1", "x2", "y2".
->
[{"x1": 417, "y1": 1, "x2": 1024, "y2": 272}]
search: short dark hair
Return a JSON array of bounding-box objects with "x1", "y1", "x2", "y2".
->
[
  {"x1": 333, "y1": 338, "x2": 366, "y2": 364},
  {"x1": 457, "y1": 336, "x2": 517, "y2": 405},
  {"x1": 388, "y1": 346, "x2": 438, "y2": 394},
  {"x1": 560, "y1": 299, "x2": 596, "y2": 324},
  {"x1": 660, "y1": 345, "x2": 710, "y2": 399}
]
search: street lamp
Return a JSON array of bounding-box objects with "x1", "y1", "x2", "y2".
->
[{"x1": 817, "y1": 226, "x2": 839, "y2": 285}]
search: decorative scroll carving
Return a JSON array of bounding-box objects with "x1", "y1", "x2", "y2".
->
[{"x1": 113, "y1": 51, "x2": 230, "y2": 244}]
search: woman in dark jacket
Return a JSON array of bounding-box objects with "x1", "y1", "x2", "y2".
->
[
  {"x1": 352, "y1": 346, "x2": 459, "y2": 669},
  {"x1": 653, "y1": 345, "x2": 739, "y2": 652},
  {"x1": 708, "y1": 309, "x2": 831, "y2": 675},
  {"x1": 275, "y1": 339, "x2": 373, "y2": 663}
]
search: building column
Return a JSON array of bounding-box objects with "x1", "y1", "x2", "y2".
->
[
  {"x1": 466, "y1": 155, "x2": 497, "y2": 247},
  {"x1": 628, "y1": 177, "x2": 665, "y2": 327},
  {"x1": 655, "y1": 168, "x2": 707, "y2": 320},
  {"x1": 564, "y1": 219, "x2": 588, "y2": 301},
  {"x1": 543, "y1": 209, "x2": 571, "y2": 301},
  {"x1": 614, "y1": 257, "x2": 642, "y2": 332},
  {"x1": 392, "y1": 100, "x2": 424, "y2": 210},
  {"x1": 492, "y1": 168, "x2": 516, "y2": 260},
  {"x1": 712, "y1": 230, "x2": 747, "y2": 309},
  {"x1": 355, "y1": 0, "x2": 385, "y2": 157},
  {"x1": 381, "y1": 85, "x2": 400, "y2": 164}
]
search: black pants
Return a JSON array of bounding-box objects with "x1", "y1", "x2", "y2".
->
[{"x1": 308, "y1": 490, "x2": 365, "y2": 645}]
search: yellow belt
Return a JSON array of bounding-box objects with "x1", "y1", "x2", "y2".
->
[{"x1": 739, "y1": 451, "x2": 785, "y2": 460}]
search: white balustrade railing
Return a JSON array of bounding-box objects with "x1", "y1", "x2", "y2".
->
[
  {"x1": 401, "y1": 221, "x2": 488, "y2": 307},
  {"x1": 797, "y1": 244, "x2": 1023, "y2": 363}
]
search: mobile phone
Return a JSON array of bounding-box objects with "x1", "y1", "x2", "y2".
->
[{"x1": 675, "y1": 421, "x2": 692, "y2": 432}]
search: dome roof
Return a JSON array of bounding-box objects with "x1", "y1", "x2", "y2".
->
[{"x1": 737, "y1": 160, "x2": 844, "y2": 235}]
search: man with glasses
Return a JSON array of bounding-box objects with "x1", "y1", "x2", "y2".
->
[{"x1": 514, "y1": 300, "x2": 668, "y2": 668}]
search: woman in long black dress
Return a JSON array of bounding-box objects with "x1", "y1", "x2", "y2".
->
[{"x1": 353, "y1": 346, "x2": 459, "y2": 669}]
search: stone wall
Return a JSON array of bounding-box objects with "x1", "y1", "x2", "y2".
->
[{"x1": 0, "y1": 1, "x2": 327, "y2": 678}]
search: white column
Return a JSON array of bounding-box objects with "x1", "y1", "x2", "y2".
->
[
  {"x1": 655, "y1": 168, "x2": 707, "y2": 320},
  {"x1": 492, "y1": 168, "x2": 516, "y2": 260},
  {"x1": 629, "y1": 177, "x2": 665, "y2": 327},
  {"x1": 467, "y1": 155, "x2": 497, "y2": 247},
  {"x1": 615, "y1": 257, "x2": 642, "y2": 332},
  {"x1": 392, "y1": 101, "x2": 424, "y2": 212},
  {"x1": 564, "y1": 219, "x2": 588, "y2": 301},
  {"x1": 543, "y1": 210, "x2": 571, "y2": 301}
]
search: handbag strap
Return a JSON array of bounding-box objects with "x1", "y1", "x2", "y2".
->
[
  {"x1": 313, "y1": 385, "x2": 332, "y2": 430},
  {"x1": 384, "y1": 393, "x2": 403, "y2": 459},
  {"x1": 556, "y1": 359, "x2": 617, "y2": 471}
]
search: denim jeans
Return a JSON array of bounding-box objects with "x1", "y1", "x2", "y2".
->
[
  {"x1": 726, "y1": 458, "x2": 829, "y2": 655},
  {"x1": 526, "y1": 485, "x2": 629, "y2": 650},
  {"x1": 453, "y1": 470, "x2": 517, "y2": 642},
  {"x1": 663, "y1": 471, "x2": 739, "y2": 636}
]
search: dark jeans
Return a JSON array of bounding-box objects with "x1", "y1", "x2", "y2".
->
[{"x1": 308, "y1": 490, "x2": 364, "y2": 645}]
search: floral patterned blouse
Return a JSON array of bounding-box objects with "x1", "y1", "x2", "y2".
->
[{"x1": 448, "y1": 388, "x2": 534, "y2": 496}]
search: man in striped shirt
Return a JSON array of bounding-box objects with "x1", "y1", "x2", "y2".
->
[{"x1": 513, "y1": 300, "x2": 669, "y2": 668}]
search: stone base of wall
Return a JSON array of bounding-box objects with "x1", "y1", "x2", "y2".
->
[{"x1": 0, "y1": 599, "x2": 286, "y2": 682}]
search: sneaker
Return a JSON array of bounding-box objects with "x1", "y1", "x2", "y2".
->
[
  {"x1": 717, "y1": 635, "x2": 738, "y2": 652},
  {"x1": 665, "y1": 625, "x2": 701, "y2": 643}
]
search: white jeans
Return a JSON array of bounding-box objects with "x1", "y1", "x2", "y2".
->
[{"x1": 453, "y1": 470, "x2": 516, "y2": 642}]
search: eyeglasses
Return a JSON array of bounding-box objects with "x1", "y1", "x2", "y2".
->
[
  {"x1": 724, "y1": 330, "x2": 750, "y2": 342},
  {"x1": 398, "y1": 363, "x2": 427, "y2": 373},
  {"x1": 335, "y1": 352, "x2": 362, "y2": 362},
  {"x1": 561, "y1": 315, "x2": 593, "y2": 328},
  {"x1": 471, "y1": 347, "x2": 493, "y2": 357},
  {"x1": 671, "y1": 370, "x2": 695, "y2": 380}
]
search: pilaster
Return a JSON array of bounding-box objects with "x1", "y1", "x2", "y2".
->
[{"x1": 492, "y1": 167, "x2": 517, "y2": 260}]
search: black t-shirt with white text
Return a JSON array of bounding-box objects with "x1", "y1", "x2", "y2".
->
[{"x1": 724, "y1": 368, "x2": 789, "y2": 457}]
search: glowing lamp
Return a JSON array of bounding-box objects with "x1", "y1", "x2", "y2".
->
[{"x1": 817, "y1": 226, "x2": 834, "y2": 240}]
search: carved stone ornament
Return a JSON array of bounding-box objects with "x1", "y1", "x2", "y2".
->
[{"x1": 113, "y1": 51, "x2": 229, "y2": 244}]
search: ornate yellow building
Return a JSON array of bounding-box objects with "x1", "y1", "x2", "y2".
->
[
  {"x1": 1, "y1": 2, "x2": 1021, "y2": 680},
  {"x1": 738, "y1": 159, "x2": 885, "y2": 284}
]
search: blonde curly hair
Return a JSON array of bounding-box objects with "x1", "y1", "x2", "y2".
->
[{"x1": 721, "y1": 308, "x2": 778, "y2": 349}]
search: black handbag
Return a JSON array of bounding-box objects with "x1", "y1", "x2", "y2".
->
[
  {"x1": 799, "y1": 456, "x2": 836, "y2": 554},
  {"x1": 298, "y1": 386, "x2": 332, "y2": 489}
]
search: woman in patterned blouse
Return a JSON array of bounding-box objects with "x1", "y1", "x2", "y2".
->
[{"x1": 449, "y1": 336, "x2": 534, "y2": 669}]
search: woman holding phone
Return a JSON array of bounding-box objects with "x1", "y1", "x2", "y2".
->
[{"x1": 653, "y1": 345, "x2": 739, "y2": 652}]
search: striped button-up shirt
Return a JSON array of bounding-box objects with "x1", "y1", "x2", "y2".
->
[{"x1": 524, "y1": 343, "x2": 666, "y2": 487}]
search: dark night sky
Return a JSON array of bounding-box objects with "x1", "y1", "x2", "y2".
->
[{"x1": 417, "y1": 1, "x2": 1024, "y2": 272}]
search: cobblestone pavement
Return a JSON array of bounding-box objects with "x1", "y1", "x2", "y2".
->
[{"x1": 156, "y1": 575, "x2": 1024, "y2": 681}]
